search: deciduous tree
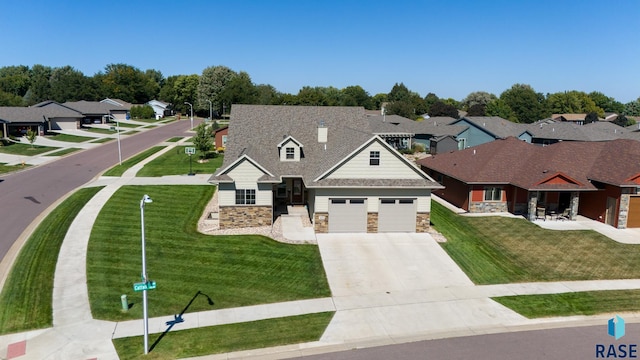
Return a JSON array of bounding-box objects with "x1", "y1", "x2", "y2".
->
[{"x1": 500, "y1": 84, "x2": 546, "y2": 123}]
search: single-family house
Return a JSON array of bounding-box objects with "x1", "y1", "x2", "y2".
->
[
  {"x1": 100, "y1": 98, "x2": 132, "y2": 121},
  {"x1": 0, "y1": 102, "x2": 84, "y2": 136},
  {"x1": 147, "y1": 100, "x2": 171, "y2": 119},
  {"x1": 63, "y1": 100, "x2": 124, "y2": 124},
  {"x1": 213, "y1": 126, "x2": 229, "y2": 150},
  {"x1": 209, "y1": 105, "x2": 443, "y2": 233},
  {"x1": 419, "y1": 137, "x2": 640, "y2": 229},
  {"x1": 449, "y1": 116, "x2": 532, "y2": 149},
  {"x1": 527, "y1": 120, "x2": 626, "y2": 146}
]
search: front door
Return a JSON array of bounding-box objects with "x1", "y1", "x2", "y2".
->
[
  {"x1": 605, "y1": 197, "x2": 617, "y2": 226},
  {"x1": 292, "y1": 179, "x2": 303, "y2": 204}
]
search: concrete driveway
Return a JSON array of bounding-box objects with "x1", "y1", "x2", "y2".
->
[
  {"x1": 316, "y1": 233, "x2": 527, "y2": 343},
  {"x1": 316, "y1": 233, "x2": 474, "y2": 297}
]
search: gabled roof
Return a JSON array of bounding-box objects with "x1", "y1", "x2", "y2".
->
[
  {"x1": 277, "y1": 135, "x2": 304, "y2": 148},
  {"x1": 100, "y1": 98, "x2": 133, "y2": 109},
  {"x1": 32, "y1": 101, "x2": 83, "y2": 118},
  {"x1": 0, "y1": 107, "x2": 48, "y2": 123},
  {"x1": 419, "y1": 137, "x2": 640, "y2": 190},
  {"x1": 63, "y1": 100, "x2": 122, "y2": 115},
  {"x1": 552, "y1": 113, "x2": 587, "y2": 121},
  {"x1": 452, "y1": 116, "x2": 529, "y2": 139},
  {"x1": 210, "y1": 105, "x2": 440, "y2": 188},
  {"x1": 527, "y1": 120, "x2": 626, "y2": 141}
]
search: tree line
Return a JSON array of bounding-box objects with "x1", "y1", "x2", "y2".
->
[{"x1": 0, "y1": 63, "x2": 638, "y2": 125}]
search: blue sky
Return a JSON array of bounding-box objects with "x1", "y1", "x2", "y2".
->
[{"x1": 1, "y1": 0, "x2": 638, "y2": 102}]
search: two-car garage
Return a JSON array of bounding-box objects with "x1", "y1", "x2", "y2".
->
[{"x1": 328, "y1": 198, "x2": 417, "y2": 233}]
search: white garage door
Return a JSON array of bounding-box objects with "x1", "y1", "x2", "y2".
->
[
  {"x1": 51, "y1": 119, "x2": 77, "y2": 130},
  {"x1": 329, "y1": 198, "x2": 367, "y2": 233},
  {"x1": 378, "y1": 198, "x2": 416, "y2": 232}
]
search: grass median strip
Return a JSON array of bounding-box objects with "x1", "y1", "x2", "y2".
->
[
  {"x1": 431, "y1": 201, "x2": 640, "y2": 284},
  {"x1": 46, "y1": 148, "x2": 82, "y2": 157},
  {"x1": 0, "y1": 187, "x2": 103, "y2": 334},
  {"x1": 493, "y1": 290, "x2": 640, "y2": 318},
  {"x1": 87, "y1": 185, "x2": 330, "y2": 321},
  {"x1": 102, "y1": 146, "x2": 164, "y2": 176},
  {"x1": 113, "y1": 312, "x2": 334, "y2": 360}
]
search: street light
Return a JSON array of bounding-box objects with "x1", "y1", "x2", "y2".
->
[
  {"x1": 184, "y1": 102, "x2": 193, "y2": 130},
  {"x1": 140, "y1": 194, "x2": 153, "y2": 354},
  {"x1": 206, "y1": 99, "x2": 212, "y2": 121}
]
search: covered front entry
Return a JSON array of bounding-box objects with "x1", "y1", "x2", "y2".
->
[
  {"x1": 328, "y1": 198, "x2": 367, "y2": 232},
  {"x1": 378, "y1": 198, "x2": 416, "y2": 232},
  {"x1": 274, "y1": 178, "x2": 307, "y2": 207},
  {"x1": 628, "y1": 196, "x2": 640, "y2": 228}
]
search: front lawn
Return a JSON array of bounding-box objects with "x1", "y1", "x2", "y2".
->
[
  {"x1": 432, "y1": 201, "x2": 640, "y2": 284},
  {"x1": 45, "y1": 133, "x2": 95, "y2": 143},
  {"x1": 135, "y1": 147, "x2": 222, "y2": 176},
  {"x1": 87, "y1": 185, "x2": 330, "y2": 321},
  {"x1": 493, "y1": 290, "x2": 640, "y2": 318},
  {"x1": 0, "y1": 163, "x2": 29, "y2": 174},
  {"x1": 0, "y1": 142, "x2": 57, "y2": 155}
]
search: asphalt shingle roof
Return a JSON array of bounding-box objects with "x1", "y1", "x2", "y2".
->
[
  {"x1": 211, "y1": 105, "x2": 440, "y2": 188},
  {"x1": 419, "y1": 137, "x2": 640, "y2": 191}
]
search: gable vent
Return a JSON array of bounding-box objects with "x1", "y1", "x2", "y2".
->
[{"x1": 318, "y1": 120, "x2": 327, "y2": 143}]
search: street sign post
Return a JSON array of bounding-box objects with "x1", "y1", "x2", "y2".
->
[
  {"x1": 185, "y1": 147, "x2": 196, "y2": 176},
  {"x1": 133, "y1": 281, "x2": 157, "y2": 292}
]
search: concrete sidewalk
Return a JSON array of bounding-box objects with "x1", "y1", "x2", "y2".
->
[{"x1": 4, "y1": 152, "x2": 640, "y2": 359}]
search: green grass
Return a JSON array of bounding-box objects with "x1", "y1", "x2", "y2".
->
[
  {"x1": 432, "y1": 201, "x2": 640, "y2": 284},
  {"x1": 0, "y1": 187, "x2": 103, "y2": 334},
  {"x1": 123, "y1": 130, "x2": 140, "y2": 135},
  {"x1": 493, "y1": 290, "x2": 640, "y2": 318},
  {"x1": 90, "y1": 137, "x2": 114, "y2": 143},
  {"x1": 83, "y1": 127, "x2": 117, "y2": 134},
  {"x1": 46, "y1": 148, "x2": 82, "y2": 156},
  {"x1": 111, "y1": 122, "x2": 139, "y2": 128},
  {"x1": 0, "y1": 142, "x2": 58, "y2": 155},
  {"x1": 86, "y1": 185, "x2": 330, "y2": 321},
  {"x1": 136, "y1": 147, "x2": 223, "y2": 176},
  {"x1": 165, "y1": 137, "x2": 183, "y2": 142},
  {"x1": 0, "y1": 163, "x2": 29, "y2": 174},
  {"x1": 102, "y1": 147, "x2": 164, "y2": 177},
  {"x1": 113, "y1": 312, "x2": 334, "y2": 360},
  {"x1": 45, "y1": 133, "x2": 95, "y2": 143}
]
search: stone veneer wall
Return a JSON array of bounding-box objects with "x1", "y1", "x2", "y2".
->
[
  {"x1": 367, "y1": 213, "x2": 378, "y2": 233},
  {"x1": 416, "y1": 212, "x2": 430, "y2": 232},
  {"x1": 314, "y1": 212, "x2": 328, "y2": 233},
  {"x1": 618, "y1": 193, "x2": 631, "y2": 229},
  {"x1": 469, "y1": 201, "x2": 508, "y2": 213},
  {"x1": 219, "y1": 206, "x2": 271, "y2": 229}
]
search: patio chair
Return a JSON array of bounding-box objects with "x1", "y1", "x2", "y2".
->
[
  {"x1": 558, "y1": 208, "x2": 570, "y2": 221},
  {"x1": 536, "y1": 207, "x2": 546, "y2": 221}
]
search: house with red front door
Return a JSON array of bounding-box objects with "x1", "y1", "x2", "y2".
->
[{"x1": 418, "y1": 137, "x2": 640, "y2": 229}]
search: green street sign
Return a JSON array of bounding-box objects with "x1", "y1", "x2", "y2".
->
[
  {"x1": 133, "y1": 281, "x2": 157, "y2": 292},
  {"x1": 185, "y1": 147, "x2": 196, "y2": 155}
]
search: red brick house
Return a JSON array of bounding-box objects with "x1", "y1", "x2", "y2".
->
[{"x1": 418, "y1": 137, "x2": 640, "y2": 229}]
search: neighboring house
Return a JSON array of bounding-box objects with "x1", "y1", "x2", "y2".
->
[
  {"x1": 0, "y1": 102, "x2": 84, "y2": 136},
  {"x1": 209, "y1": 105, "x2": 443, "y2": 233},
  {"x1": 429, "y1": 135, "x2": 458, "y2": 154},
  {"x1": 213, "y1": 126, "x2": 229, "y2": 150},
  {"x1": 0, "y1": 107, "x2": 48, "y2": 137},
  {"x1": 449, "y1": 116, "x2": 532, "y2": 149},
  {"x1": 419, "y1": 137, "x2": 640, "y2": 229},
  {"x1": 63, "y1": 100, "x2": 124, "y2": 124},
  {"x1": 527, "y1": 119, "x2": 626, "y2": 146},
  {"x1": 100, "y1": 98, "x2": 132, "y2": 121},
  {"x1": 367, "y1": 114, "x2": 414, "y2": 150},
  {"x1": 32, "y1": 101, "x2": 84, "y2": 130},
  {"x1": 147, "y1": 100, "x2": 171, "y2": 119},
  {"x1": 552, "y1": 113, "x2": 587, "y2": 125}
]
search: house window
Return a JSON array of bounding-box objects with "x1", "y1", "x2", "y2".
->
[
  {"x1": 286, "y1": 147, "x2": 295, "y2": 159},
  {"x1": 457, "y1": 138, "x2": 467, "y2": 150},
  {"x1": 235, "y1": 189, "x2": 256, "y2": 205},
  {"x1": 222, "y1": 135, "x2": 228, "y2": 146},
  {"x1": 370, "y1": 151, "x2": 380, "y2": 166},
  {"x1": 484, "y1": 187, "x2": 501, "y2": 201},
  {"x1": 276, "y1": 183, "x2": 287, "y2": 198}
]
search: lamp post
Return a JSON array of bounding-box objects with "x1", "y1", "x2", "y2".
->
[
  {"x1": 140, "y1": 194, "x2": 153, "y2": 354},
  {"x1": 184, "y1": 102, "x2": 193, "y2": 129},
  {"x1": 206, "y1": 99, "x2": 212, "y2": 121}
]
